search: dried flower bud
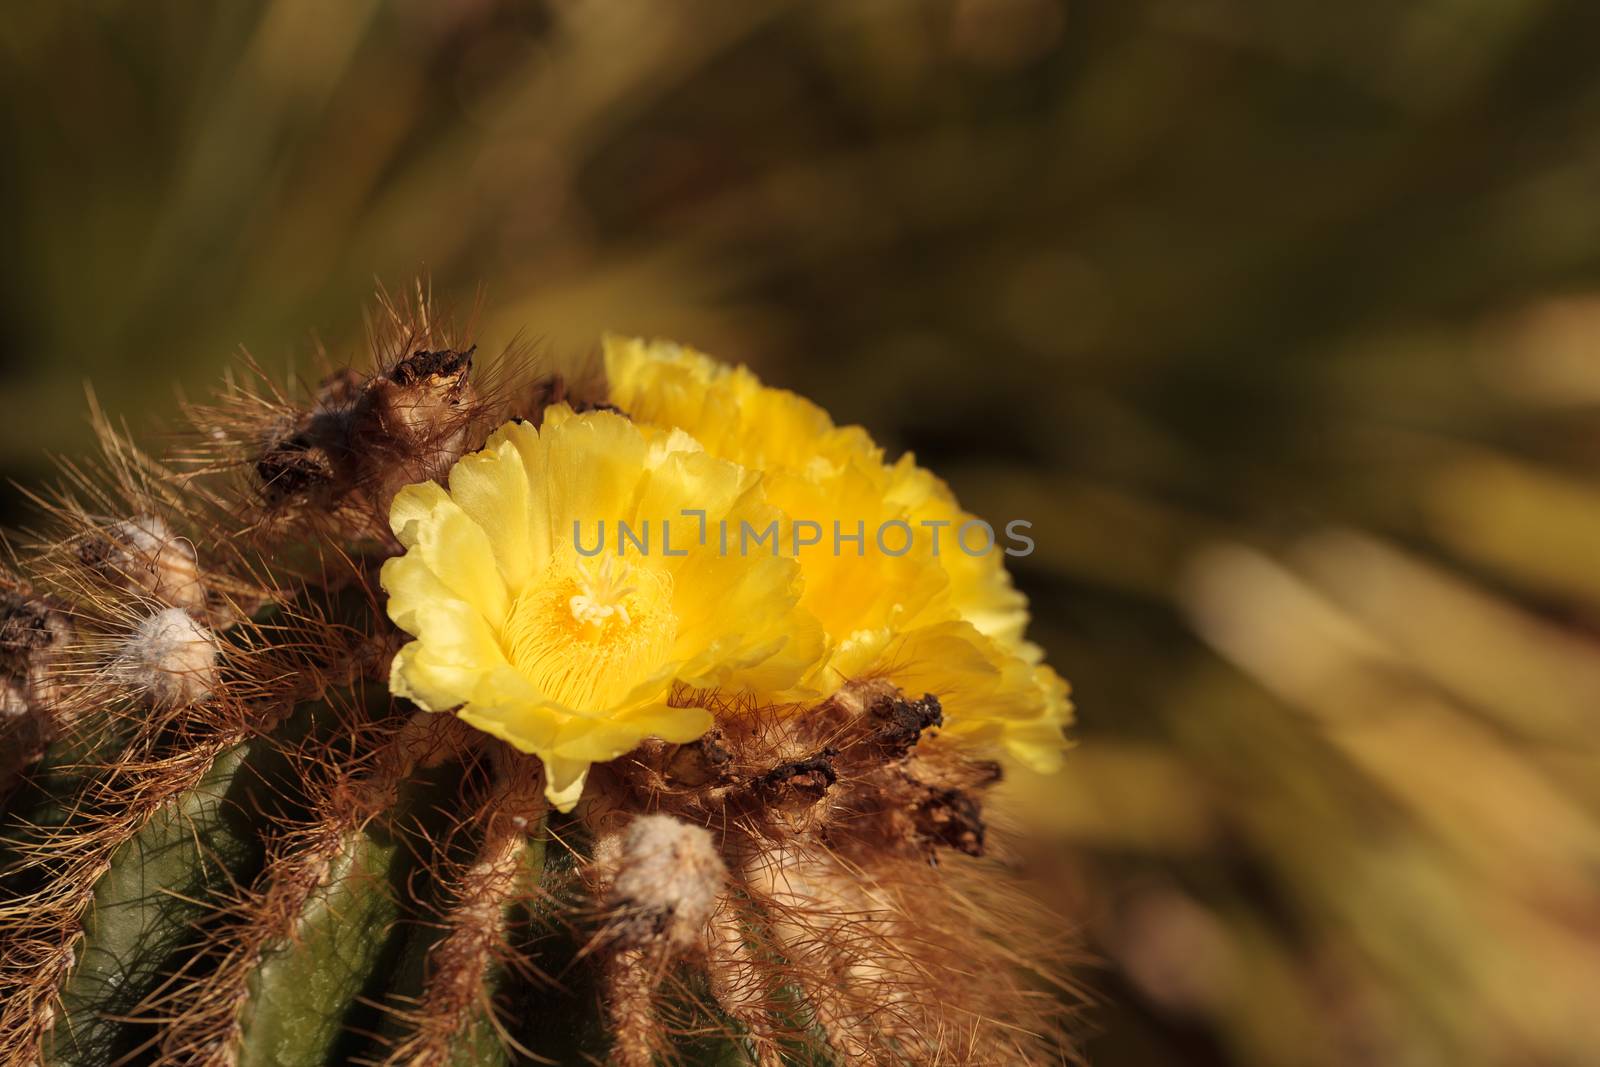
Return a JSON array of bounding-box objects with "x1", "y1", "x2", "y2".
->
[
  {"x1": 608, "y1": 814, "x2": 726, "y2": 955},
  {"x1": 360, "y1": 348, "x2": 475, "y2": 445},
  {"x1": 255, "y1": 348, "x2": 477, "y2": 519},
  {"x1": 352, "y1": 347, "x2": 477, "y2": 504},
  {"x1": 115, "y1": 607, "x2": 220, "y2": 708},
  {"x1": 254, "y1": 429, "x2": 338, "y2": 508}
]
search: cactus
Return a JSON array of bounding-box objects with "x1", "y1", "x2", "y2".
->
[{"x1": 0, "y1": 290, "x2": 1074, "y2": 1067}]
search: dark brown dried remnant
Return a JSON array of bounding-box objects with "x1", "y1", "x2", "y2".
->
[
  {"x1": 255, "y1": 366, "x2": 371, "y2": 507},
  {"x1": 0, "y1": 584, "x2": 73, "y2": 784},
  {"x1": 255, "y1": 429, "x2": 339, "y2": 505},
  {"x1": 619, "y1": 684, "x2": 994, "y2": 866},
  {"x1": 254, "y1": 347, "x2": 478, "y2": 515},
  {"x1": 65, "y1": 516, "x2": 209, "y2": 616},
  {"x1": 663, "y1": 730, "x2": 734, "y2": 787},
  {"x1": 74, "y1": 535, "x2": 115, "y2": 569},
  {"x1": 757, "y1": 749, "x2": 838, "y2": 803},
  {"x1": 0, "y1": 588, "x2": 64, "y2": 660},
  {"x1": 865, "y1": 691, "x2": 943, "y2": 759},
  {"x1": 385, "y1": 347, "x2": 472, "y2": 386},
  {"x1": 0, "y1": 591, "x2": 70, "y2": 698},
  {"x1": 914, "y1": 786, "x2": 986, "y2": 857},
  {"x1": 527, "y1": 372, "x2": 625, "y2": 421}
]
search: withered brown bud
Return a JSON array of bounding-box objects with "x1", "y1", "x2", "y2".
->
[
  {"x1": 351, "y1": 346, "x2": 477, "y2": 508},
  {"x1": 663, "y1": 730, "x2": 734, "y2": 787},
  {"x1": 757, "y1": 750, "x2": 838, "y2": 806},
  {"x1": 866, "y1": 691, "x2": 943, "y2": 759},
  {"x1": 0, "y1": 588, "x2": 65, "y2": 660},
  {"x1": 254, "y1": 347, "x2": 478, "y2": 518},
  {"x1": 354, "y1": 347, "x2": 475, "y2": 450},
  {"x1": 255, "y1": 429, "x2": 338, "y2": 506},
  {"x1": 914, "y1": 787, "x2": 986, "y2": 857}
]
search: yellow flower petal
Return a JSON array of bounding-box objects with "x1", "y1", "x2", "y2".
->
[
  {"x1": 885, "y1": 454, "x2": 1031, "y2": 646},
  {"x1": 389, "y1": 480, "x2": 451, "y2": 546},
  {"x1": 391, "y1": 642, "x2": 475, "y2": 712},
  {"x1": 380, "y1": 551, "x2": 461, "y2": 635},
  {"x1": 1002, "y1": 724, "x2": 1069, "y2": 773},
  {"x1": 388, "y1": 481, "x2": 509, "y2": 624},
  {"x1": 605, "y1": 335, "x2": 878, "y2": 476},
  {"x1": 541, "y1": 406, "x2": 649, "y2": 538},
  {"x1": 447, "y1": 436, "x2": 534, "y2": 590},
  {"x1": 541, "y1": 757, "x2": 591, "y2": 811},
  {"x1": 550, "y1": 703, "x2": 714, "y2": 763}
]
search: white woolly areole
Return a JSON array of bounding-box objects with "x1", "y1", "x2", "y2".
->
[
  {"x1": 611, "y1": 814, "x2": 726, "y2": 953},
  {"x1": 109, "y1": 515, "x2": 206, "y2": 614},
  {"x1": 116, "y1": 607, "x2": 219, "y2": 708}
]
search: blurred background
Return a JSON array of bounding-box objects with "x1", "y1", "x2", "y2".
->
[{"x1": 4, "y1": 1, "x2": 1600, "y2": 1063}]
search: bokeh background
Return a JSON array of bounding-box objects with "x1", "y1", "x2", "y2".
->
[{"x1": 5, "y1": 2, "x2": 1600, "y2": 1064}]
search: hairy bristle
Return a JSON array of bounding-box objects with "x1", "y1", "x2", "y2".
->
[
  {"x1": 378, "y1": 744, "x2": 545, "y2": 1066},
  {"x1": 0, "y1": 701, "x2": 254, "y2": 1065},
  {"x1": 145, "y1": 710, "x2": 468, "y2": 1067},
  {"x1": 579, "y1": 681, "x2": 1074, "y2": 1066}
]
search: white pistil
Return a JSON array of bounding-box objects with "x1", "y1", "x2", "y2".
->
[{"x1": 569, "y1": 556, "x2": 638, "y2": 632}]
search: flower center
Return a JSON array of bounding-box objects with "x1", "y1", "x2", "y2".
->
[
  {"x1": 500, "y1": 557, "x2": 677, "y2": 711},
  {"x1": 568, "y1": 556, "x2": 637, "y2": 635}
]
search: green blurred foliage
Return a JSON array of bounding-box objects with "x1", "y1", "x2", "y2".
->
[{"x1": 5, "y1": 1, "x2": 1600, "y2": 1064}]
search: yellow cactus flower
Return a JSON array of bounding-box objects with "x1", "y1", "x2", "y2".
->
[
  {"x1": 381, "y1": 405, "x2": 822, "y2": 809},
  {"x1": 605, "y1": 335, "x2": 1027, "y2": 643},
  {"x1": 604, "y1": 335, "x2": 1071, "y2": 772},
  {"x1": 603, "y1": 335, "x2": 879, "y2": 479}
]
